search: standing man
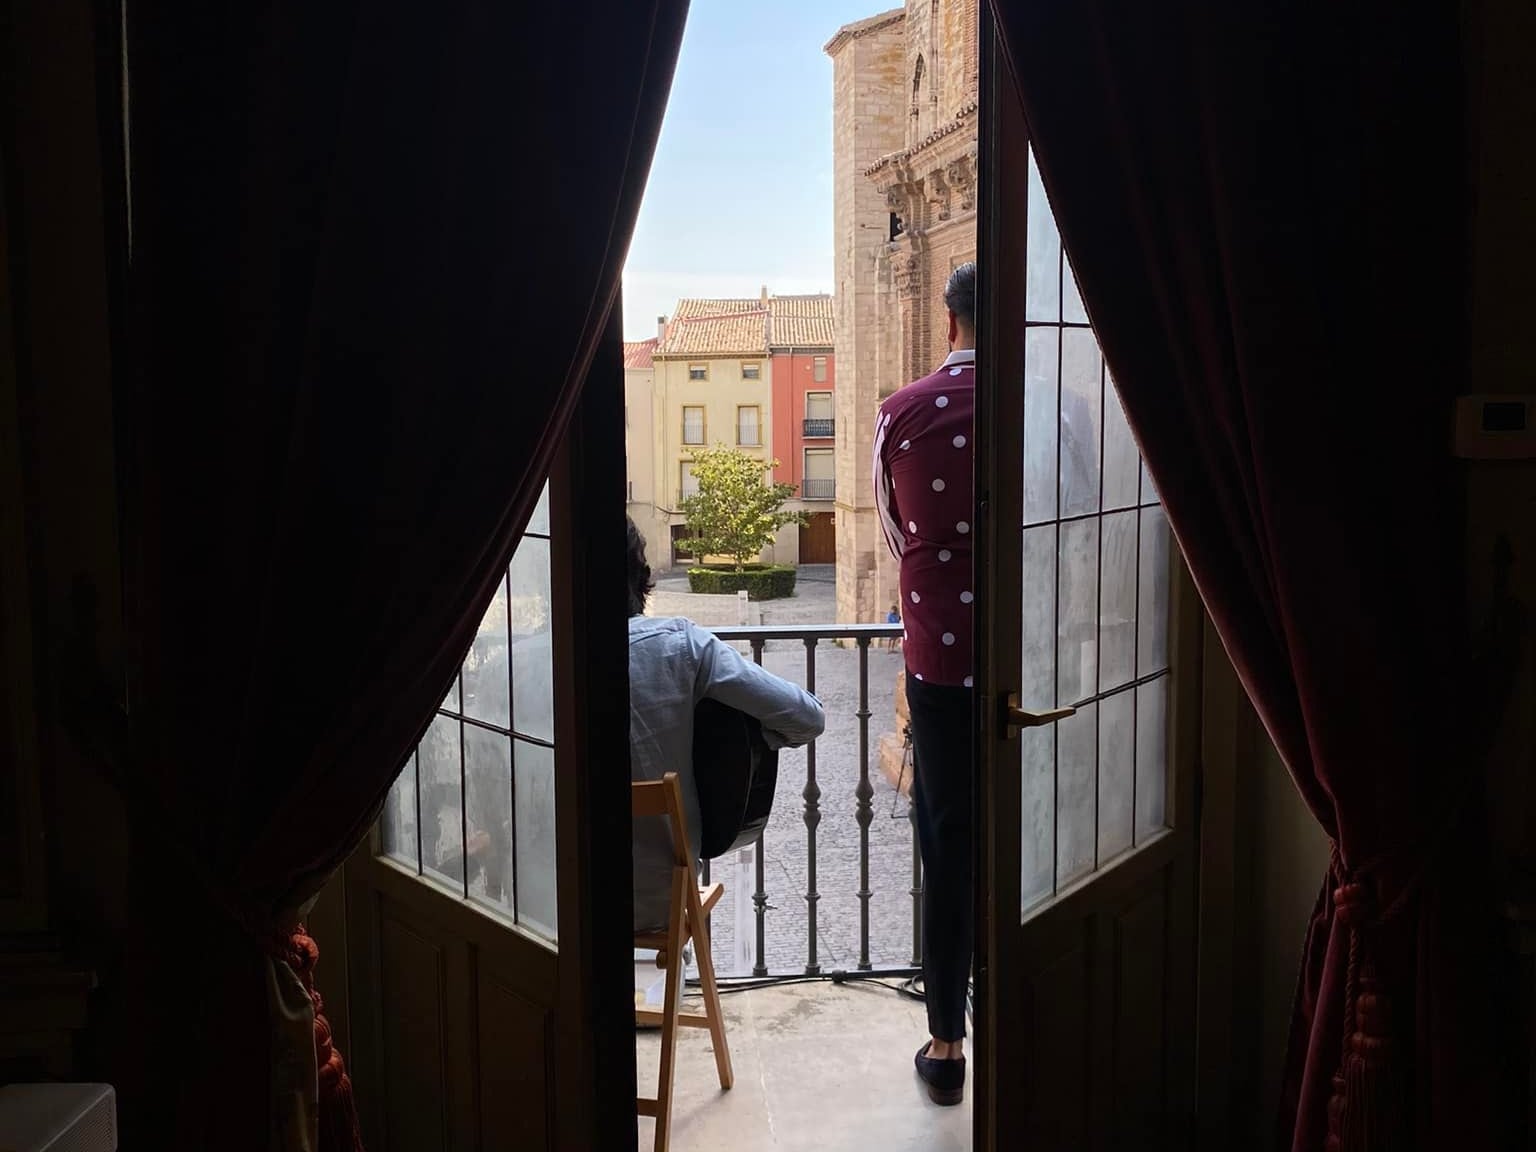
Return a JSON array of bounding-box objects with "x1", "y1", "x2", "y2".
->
[{"x1": 873, "y1": 262, "x2": 976, "y2": 1106}]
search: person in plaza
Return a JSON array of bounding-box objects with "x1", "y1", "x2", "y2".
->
[
  {"x1": 625, "y1": 516, "x2": 825, "y2": 932},
  {"x1": 884, "y1": 602, "x2": 902, "y2": 651},
  {"x1": 872, "y1": 261, "x2": 976, "y2": 1105}
]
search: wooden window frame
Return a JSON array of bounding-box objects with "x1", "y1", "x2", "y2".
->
[{"x1": 681, "y1": 405, "x2": 707, "y2": 446}]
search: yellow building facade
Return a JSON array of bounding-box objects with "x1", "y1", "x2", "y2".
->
[
  {"x1": 651, "y1": 298, "x2": 774, "y2": 569},
  {"x1": 633, "y1": 292, "x2": 835, "y2": 571}
]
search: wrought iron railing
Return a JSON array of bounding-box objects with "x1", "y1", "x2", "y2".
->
[
  {"x1": 694, "y1": 623, "x2": 918, "y2": 979},
  {"x1": 801, "y1": 478, "x2": 835, "y2": 501},
  {"x1": 802, "y1": 417, "x2": 835, "y2": 438}
]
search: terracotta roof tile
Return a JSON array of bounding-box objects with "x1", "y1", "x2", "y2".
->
[
  {"x1": 768, "y1": 295, "x2": 835, "y2": 350},
  {"x1": 657, "y1": 293, "x2": 836, "y2": 358},
  {"x1": 622, "y1": 338, "x2": 658, "y2": 370},
  {"x1": 658, "y1": 299, "x2": 768, "y2": 357}
]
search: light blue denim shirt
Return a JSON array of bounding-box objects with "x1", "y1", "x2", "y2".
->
[{"x1": 630, "y1": 615, "x2": 825, "y2": 930}]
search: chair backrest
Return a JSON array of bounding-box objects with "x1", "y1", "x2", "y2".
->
[{"x1": 632, "y1": 772, "x2": 692, "y2": 870}]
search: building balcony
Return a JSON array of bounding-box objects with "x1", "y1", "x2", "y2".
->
[
  {"x1": 636, "y1": 980, "x2": 969, "y2": 1152},
  {"x1": 802, "y1": 418, "x2": 835, "y2": 438},
  {"x1": 631, "y1": 623, "x2": 969, "y2": 1152},
  {"x1": 801, "y1": 478, "x2": 835, "y2": 501}
]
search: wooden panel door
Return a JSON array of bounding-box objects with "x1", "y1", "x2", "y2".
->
[
  {"x1": 342, "y1": 322, "x2": 635, "y2": 1152},
  {"x1": 974, "y1": 21, "x2": 1202, "y2": 1150},
  {"x1": 798, "y1": 511, "x2": 836, "y2": 564}
]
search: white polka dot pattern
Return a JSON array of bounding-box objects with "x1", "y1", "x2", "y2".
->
[
  {"x1": 963, "y1": 675, "x2": 974, "y2": 688},
  {"x1": 874, "y1": 353, "x2": 975, "y2": 688}
]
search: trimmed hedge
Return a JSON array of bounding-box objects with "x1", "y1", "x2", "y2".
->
[{"x1": 687, "y1": 565, "x2": 797, "y2": 601}]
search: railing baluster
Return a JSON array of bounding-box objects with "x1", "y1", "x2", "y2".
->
[
  {"x1": 751, "y1": 637, "x2": 769, "y2": 977},
  {"x1": 855, "y1": 637, "x2": 873, "y2": 970},
  {"x1": 695, "y1": 624, "x2": 905, "y2": 981},
  {"x1": 802, "y1": 637, "x2": 821, "y2": 976}
]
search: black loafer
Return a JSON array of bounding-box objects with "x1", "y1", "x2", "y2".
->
[{"x1": 914, "y1": 1042, "x2": 966, "y2": 1106}]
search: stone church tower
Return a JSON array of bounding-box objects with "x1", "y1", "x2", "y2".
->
[{"x1": 826, "y1": 1, "x2": 979, "y2": 625}]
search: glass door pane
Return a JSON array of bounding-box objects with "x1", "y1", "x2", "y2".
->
[
  {"x1": 380, "y1": 482, "x2": 561, "y2": 947},
  {"x1": 1019, "y1": 147, "x2": 1172, "y2": 914}
]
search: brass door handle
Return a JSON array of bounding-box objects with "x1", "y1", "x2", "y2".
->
[{"x1": 1001, "y1": 692, "x2": 1076, "y2": 734}]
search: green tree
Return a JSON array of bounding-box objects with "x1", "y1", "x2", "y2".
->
[{"x1": 679, "y1": 445, "x2": 808, "y2": 571}]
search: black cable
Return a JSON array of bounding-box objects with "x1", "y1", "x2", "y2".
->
[
  {"x1": 676, "y1": 968, "x2": 924, "y2": 999},
  {"x1": 654, "y1": 971, "x2": 976, "y2": 1033}
]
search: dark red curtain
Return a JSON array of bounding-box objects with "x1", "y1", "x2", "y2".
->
[
  {"x1": 111, "y1": 2, "x2": 687, "y2": 1147},
  {"x1": 990, "y1": 2, "x2": 1505, "y2": 1149}
]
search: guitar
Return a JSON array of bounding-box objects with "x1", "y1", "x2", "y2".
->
[{"x1": 692, "y1": 697, "x2": 780, "y2": 859}]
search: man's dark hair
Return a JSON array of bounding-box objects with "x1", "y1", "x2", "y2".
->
[
  {"x1": 944, "y1": 261, "x2": 977, "y2": 327},
  {"x1": 626, "y1": 516, "x2": 654, "y2": 618}
]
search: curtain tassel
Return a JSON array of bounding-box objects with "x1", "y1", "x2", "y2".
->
[
  {"x1": 1325, "y1": 876, "x2": 1405, "y2": 1152},
  {"x1": 315, "y1": 1005, "x2": 365, "y2": 1152},
  {"x1": 288, "y1": 926, "x2": 367, "y2": 1152}
]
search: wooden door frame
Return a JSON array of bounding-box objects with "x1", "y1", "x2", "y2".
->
[
  {"x1": 970, "y1": 19, "x2": 1022, "y2": 1142},
  {"x1": 550, "y1": 315, "x2": 638, "y2": 1150},
  {"x1": 1192, "y1": 617, "x2": 1258, "y2": 1148},
  {"x1": 975, "y1": 12, "x2": 1243, "y2": 1148}
]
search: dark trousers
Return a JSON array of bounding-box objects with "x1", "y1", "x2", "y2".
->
[{"x1": 905, "y1": 675, "x2": 973, "y2": 1042}]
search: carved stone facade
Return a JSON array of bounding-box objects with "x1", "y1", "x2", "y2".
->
[{"x1": 827, "y1": 1, "x2": 979, "y2": 626}]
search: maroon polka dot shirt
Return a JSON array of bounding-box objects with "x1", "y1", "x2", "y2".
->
[{"x1": 872, "y1": 350, "x2": 975, "y2": 688}]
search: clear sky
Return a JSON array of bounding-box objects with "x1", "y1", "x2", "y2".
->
[{"x1": 621, "y1": 0, "x2": 887, "y2": 341}]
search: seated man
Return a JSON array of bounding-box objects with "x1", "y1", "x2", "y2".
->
[{"x1": 626, "y1": 517, "x2": 825, "y2": 930}]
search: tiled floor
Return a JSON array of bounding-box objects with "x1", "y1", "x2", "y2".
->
[{"x1": 635, "y1": 978, "x2": 972, "y2": 1152}]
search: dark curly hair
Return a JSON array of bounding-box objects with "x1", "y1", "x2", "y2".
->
[{"x1": 626, "y1": 516, "x2": 654, "y2": 618}]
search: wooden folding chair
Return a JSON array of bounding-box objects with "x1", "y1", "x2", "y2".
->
[{"x1": 633, "y1": 772, "x2": 733, "y2": 1152}]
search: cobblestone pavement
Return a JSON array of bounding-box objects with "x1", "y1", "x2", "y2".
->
[{"x1": 645, "y1": 566, "x2": 920, "y2": 977}]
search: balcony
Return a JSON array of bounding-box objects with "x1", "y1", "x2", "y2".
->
[
  {"x1": 636, "y1": 980, "x2": 971, "y2": 1152},
  {"x1": 800, "y1": 478, "x2": 835, "y2": 501},
  {"x1": 633, "y1": 623, "x2": 977, "y2": 1151},
  {"x1": 802, "y1": 417, "x2": 835, "y2": 438},
  {"x1": 687, "y1": 625, "x2": 914, "y2": 979}
]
